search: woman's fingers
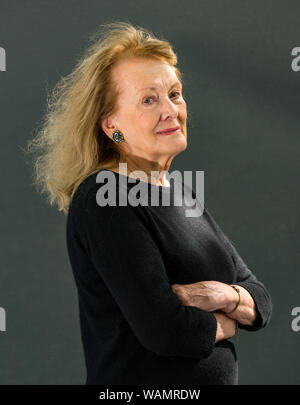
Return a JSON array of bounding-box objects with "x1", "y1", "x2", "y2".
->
[{"x1": 171, "y1": 281, "x2": 230, "y2": 312}]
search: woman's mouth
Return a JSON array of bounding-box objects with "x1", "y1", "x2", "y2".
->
[{"x1": 157, "y1": 127, "x2": 181, "y2": 135}]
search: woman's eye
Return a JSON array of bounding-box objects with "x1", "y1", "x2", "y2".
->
[
  {"x1": 170, "y1": 91, "x2": 181, "y2": 98},
  {"x1": 143, "y1": 96, "x2": 156, "y2": 104},
  {"x1": 143, "y1": 91, "x2": 181, "y2": 105}
]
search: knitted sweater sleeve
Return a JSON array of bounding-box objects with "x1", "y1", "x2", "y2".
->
[
  {"x1": 79, "y1": 188, "x2": 218, "y2": 359},
  {"x1": 204, "y1": 206, "x2": 273, "y2": 331}
]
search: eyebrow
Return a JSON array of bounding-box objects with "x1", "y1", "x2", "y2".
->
[{"x1": 138, "y1": 82, "x2": 182, "y2": 93}]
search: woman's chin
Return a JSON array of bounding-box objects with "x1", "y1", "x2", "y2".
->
[{"x1": 158, "y1": 138, "x2": 187, "y2": 154}]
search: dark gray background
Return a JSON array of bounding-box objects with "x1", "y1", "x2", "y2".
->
[{"x1": 0, "y1": 0, "x2": 299, "y2": 384}]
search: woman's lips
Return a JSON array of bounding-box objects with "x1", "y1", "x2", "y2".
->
[{"x1": 157, "y1": 128, "x2": 181, "y2": 135}]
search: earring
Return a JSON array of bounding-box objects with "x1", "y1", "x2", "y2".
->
[{"x1": 112, "y1": 129, "x2": 124, "y2": 143}]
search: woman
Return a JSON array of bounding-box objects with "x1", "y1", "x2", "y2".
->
[{"x1": 27, "y1": 21, "x2": 272, "y2": 385}]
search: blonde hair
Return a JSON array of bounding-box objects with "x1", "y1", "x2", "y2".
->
[{"x1": 25, "y1": 21, "x2": 184, "y2": 214}]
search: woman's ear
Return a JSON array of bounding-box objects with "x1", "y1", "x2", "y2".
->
[{"x1": 101, "y1": 117, "x2": 115, "y2": 138}]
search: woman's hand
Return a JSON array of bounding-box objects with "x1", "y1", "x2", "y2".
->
[
  {"x1": 171, "y1": 282, "x2": 238, "y2": 343},
  {"x1": 172, "y1": 281, "x2": 258, "y2": 327},
  {"x1": 171, "y1": 280, "x2": 236, "y2": 313},
  {"x1": 212, "y1": 311, "x2": 237, "y2": 343}
]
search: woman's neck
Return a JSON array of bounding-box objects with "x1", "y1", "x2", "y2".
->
[{"x1": 106, "y1": 162, "x2": 171, "y2": 187}]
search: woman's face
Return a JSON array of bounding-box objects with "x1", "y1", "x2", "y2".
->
[{"x1": 103, "y1": 56, "x2": 187, "y2": 172}]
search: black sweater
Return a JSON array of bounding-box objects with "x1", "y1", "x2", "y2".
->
[{"x1": 66, "y1": 169, "x2": 272, "y2": 385}]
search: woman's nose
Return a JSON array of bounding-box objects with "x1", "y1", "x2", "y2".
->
[{"x1": 160, "y1": 97, "x2": 178, "y2": 120}]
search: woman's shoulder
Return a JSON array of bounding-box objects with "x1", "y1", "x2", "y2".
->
[
  {"x1": 71, "y1": 169, "x2": 118, "y2": 203},
  {"x1": 69, "y1": 168, "x2": 149, "y2": 222},
  {"x1": 69, "y1": 170, "x2": 100, "y2": 210}
]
